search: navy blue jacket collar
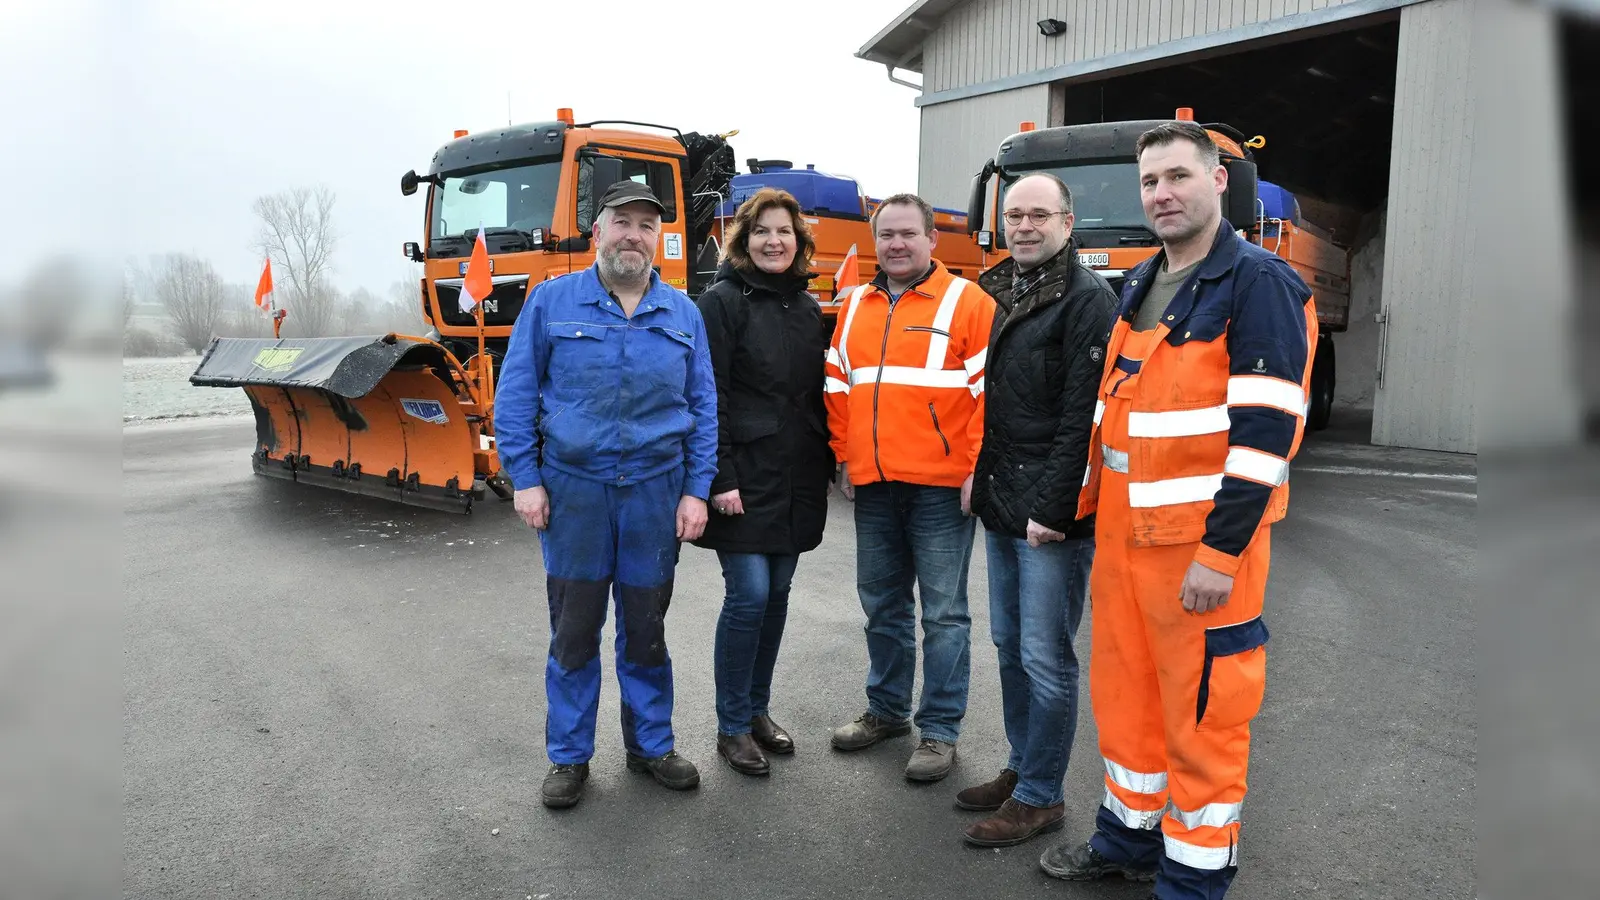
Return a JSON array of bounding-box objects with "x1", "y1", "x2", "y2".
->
[{"x1": 1119, "y1": 219, "x2": 1242, "y2": 325}]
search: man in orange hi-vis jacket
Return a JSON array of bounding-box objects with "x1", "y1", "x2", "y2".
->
[
  {"x1": 1037, "y1": 122, "x2": 1315, "y2": 899},
  {"x1": 823, "y1": 193, "x2": 996, "y2": 784}
]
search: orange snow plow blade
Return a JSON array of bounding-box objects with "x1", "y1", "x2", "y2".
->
[{"x1": 190, "y1": 334, "x2": 506, "y2": 513}]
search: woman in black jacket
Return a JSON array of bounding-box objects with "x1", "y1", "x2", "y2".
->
[{"x1": 692, "y1": 188, "x2": 833, "y2": 777}]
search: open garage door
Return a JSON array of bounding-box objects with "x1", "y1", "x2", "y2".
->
[{"x1": 1052, "y1": 15, "x2": 1402, "y2": 434}]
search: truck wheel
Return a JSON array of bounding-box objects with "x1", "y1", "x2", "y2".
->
[{"x1": 1307, "y1": 336, "x2": 1335, "y2": 432}]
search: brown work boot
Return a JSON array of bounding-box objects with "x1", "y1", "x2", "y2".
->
[
  {"x1": 962, "y1": 797, "x2": 1066, "y2": 847},
  {"x1": 831, "y1": 712, "x2": 911, "y2": 751},
  {"x1": 954, "y1": 768, "x2": 1018, "y2": 811},
  {"x1": 903, "y1": 738, "x2": 957, "y2": 782}
]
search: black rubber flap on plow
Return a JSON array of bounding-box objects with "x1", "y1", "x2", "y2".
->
[{"x1": 189, "y1": 334, "x2": 459, "y2": 399}]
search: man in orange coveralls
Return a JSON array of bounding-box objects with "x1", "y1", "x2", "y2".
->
[{"x1": 1037, "y1": 121, "x2": 1316, "y2": 900}]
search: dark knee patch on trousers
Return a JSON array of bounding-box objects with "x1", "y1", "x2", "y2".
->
[
  {"x1": 548, "y1": 576, "x2": 610, "y2": 670},
  {"x1": 619, "y1": 583, "x2": 673, "y2": 667}
]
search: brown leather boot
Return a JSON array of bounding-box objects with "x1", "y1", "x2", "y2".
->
[
  {"x1": 750, "y1": 715, "x2": 794, "y2": 755},
  {"x1": 716, "y1": 733, "x2": 770, "y2": 776},
  {"x1": 954, "y1": 768, "x2": 1018, "y2": 811},
  {"x1": 962, "y1": 797, "x2": 1066, "y2": 848}
]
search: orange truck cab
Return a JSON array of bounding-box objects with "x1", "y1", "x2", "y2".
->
[
  {"x1": 965, "y1": 109, "x2": 1350, "y2": 430},
  {"x1": 399, "y1": 109, "x2": 987, "y2": 375}
]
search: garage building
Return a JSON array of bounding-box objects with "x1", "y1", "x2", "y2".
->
[{"x1": 860, "y1": 0, "x2": 1590, "y2": 453}]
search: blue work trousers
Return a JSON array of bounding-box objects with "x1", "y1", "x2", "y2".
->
[{"x1": 539, "y1": 466, "x2": 683, "y2": 764}]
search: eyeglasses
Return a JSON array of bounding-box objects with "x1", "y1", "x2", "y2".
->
[{"x1": 1002, "y1": 210, "x2": 1070, "y2": 226}]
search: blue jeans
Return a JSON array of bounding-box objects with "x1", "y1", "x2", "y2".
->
[
  {"x1": 986, "y1": 531, "x2": 1093, "y2": 807},
  {"x1": 713, "y1": 552, "x2": 799, "y2": 736},
  {"x1": 853, "y1": 481, "x2": 977, "y2": 744}
]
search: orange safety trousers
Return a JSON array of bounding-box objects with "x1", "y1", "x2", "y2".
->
[{"x1": 1088, "y1": 328, "x2": 1270, "y2": 897}]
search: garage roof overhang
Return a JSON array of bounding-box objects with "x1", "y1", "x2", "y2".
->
[
  {"x1": 856, "y1": 0, "x2": 969, "y2": 73},
  {"x1": 858, "y1": 0, "x2": 1428, "y2": 107}
]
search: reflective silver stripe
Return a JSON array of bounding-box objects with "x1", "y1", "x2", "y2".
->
[
  {"x1": 1127, "y1": 405, "x2": 1230, "y2": 438},
  {"x1": 969, "y1": 375, "x2": 985, "y2": 398},
  {"x1": 924, "y1": 277, "x2": 968, "y2": 367},
  {"x1": 1104, "y1": 758, "x2": 1168, "y2": 795},
  {"x1": 1126, "y1": 474, "x2": 1223, "y2": 508},
  {"x1": 1168, "y1": 801, "x2": 1243, "y2": 831},
  {"x1": 1093, "y1": 400, "x2": 1105, "y2": 426},
  {"x1": 825, "y1": 347, "x2": 843, "y2": 370},
  {"x1": 962, "y1": 347, "x2": 987, "y2": 377},
  {"x1": 848, "y1": 366, "x2": 971, "y2": 389},
  {"x1": 1082, "y1": 464, "x2": 1093, "y2": 487},
  {"x1": 835, "y1": 284, "x2": 870, "y2": 374},
  {"x1": 1228, "y1": 375, "x2": 1305, "y2": 416},
  {"x1": 1163, "y1": 834, "x2": 1237, "y2": 870},
  {"x1": 824, "y1": 377, "x2": 850, "y2": 394},
  {"x1": 1104, "y1": 789, "x2": 1166, "y2": 831},
  {"x1": 1225, "y1": 447, "x2": 1289, "y2": 486},
  {"x1": 1102, "y1": 445, "x2": 1129, "y2": 474}
]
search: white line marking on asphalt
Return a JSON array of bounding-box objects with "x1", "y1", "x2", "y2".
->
[
  {"x1": 1417, "y1": 488, "x2": 1478, "y2": 500},
  {"x1": 1294, "y1": 465, "x2": 1477, "y2": 482}
]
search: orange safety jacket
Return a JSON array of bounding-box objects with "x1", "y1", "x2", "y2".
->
[
  {"x1": 825, "y1": 260, "x2": 995, "y2": 489},
  {"x1": 1078, "y1": 221, "x2": 1317, "y2": 576}
]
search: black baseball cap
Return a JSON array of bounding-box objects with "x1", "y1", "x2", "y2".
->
[{"x1": 598, "y1": 180, "x2": 666, "y2": 215}]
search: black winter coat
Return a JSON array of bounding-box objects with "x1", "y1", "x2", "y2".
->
[
  {"x1": 970, "y1": 244, "x2": 1118, "y2": 540},
  {"x1": 691, "y1": 261, "x2": 834, "y2": 555}
]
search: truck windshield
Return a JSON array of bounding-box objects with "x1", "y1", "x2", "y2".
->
[
  {"x1": 1004, "y1": 162, "x2": 1147, "y2": 231},
  {"x1": 431, "y1": 160, "x2": 562, "y2": 239}
]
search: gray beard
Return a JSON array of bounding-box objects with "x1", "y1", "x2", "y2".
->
[{"x1": 598, "y1": 248, "x2": 652, "y2": 285}]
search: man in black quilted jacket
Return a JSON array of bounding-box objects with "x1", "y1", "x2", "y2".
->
[{"x1": 957, "y1": 172, "x2": 1117, "y2": 848}]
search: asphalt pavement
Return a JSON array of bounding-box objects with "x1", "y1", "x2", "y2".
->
[{"x1": 122, "y1": 412, "x2": 1476, "y2": 899}]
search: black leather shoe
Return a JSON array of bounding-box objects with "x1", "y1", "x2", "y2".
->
[
  {"x1": 625, "y1": 750, "x2": 701, "y2": 790},
  {"x1": 750, "y1": 715, "x2": 795, "y2": 755},
  {"x1": 1038, "y1": 840, "x2": 1157, "y2": 882},
  {"x1": 541, "y1": 762, "x2": 589, "y2": 809},
  {"x1": 717, "y1": 733, "x2": 770, "y2": 776}
]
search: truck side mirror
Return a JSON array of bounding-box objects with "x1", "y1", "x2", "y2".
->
[
  {"x1": 587, "y1": 156, "x2": 624, "y2": 230},
  {"x1": 402, "y1": 241, "x2": 424, "y2": 262},
  {"x1": 966, "y1": 159, "x2": 994, "y2": 234},
  {"x1": 1221, "y1": 157, "x2": 1259, "y2": 229},
  {"x1": 401, "y1": 169, "x2": 420, "y2": 197},
  {"x1": 976, "y1": 231, "x2": 993, "y2": 250}
]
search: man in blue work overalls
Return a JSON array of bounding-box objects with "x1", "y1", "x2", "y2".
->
[{"x1": 496, "y1": 181, "x2": 718, "y2": 810}]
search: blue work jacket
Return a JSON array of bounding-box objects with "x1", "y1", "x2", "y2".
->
[{"x1": 495, "y1": 265, "x2": 718, "y2": 499}]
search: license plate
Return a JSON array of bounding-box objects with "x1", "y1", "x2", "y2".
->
[
  {"x1": 459, "y1": 259, "x2": 495, "y2": 275},
  {"x1": 1080, "y1": 252, "x2": 1111, "y2": 268}
]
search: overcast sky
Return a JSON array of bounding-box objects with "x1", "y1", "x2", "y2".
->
[{"x1": 3, "y1": 0, "x2": 924, "y2": 295}]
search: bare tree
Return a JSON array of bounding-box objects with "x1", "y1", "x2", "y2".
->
[
  {"x1": 155, "y1": 254, "x2": 224, "y2": 353},
  {"x1": 338, "y1": 286, "x2": 380, "y2": 334},
  {"x1": 253, "y1": 185, "x2": 338, "y2": 337},
  {"x1": 215, "y1": 283, "x2": 270, "y2": 339},
  {"x1": 385, "y1": 274, "x2": 428, "y2": 333}
]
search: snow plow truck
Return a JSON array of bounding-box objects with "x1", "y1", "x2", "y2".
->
[
  {"x1": 965, "y1": 107, "x2": 1351, "y2": 430},
  {"x1": 189, "y1": 109, "x2": 991, "y2": 513}
]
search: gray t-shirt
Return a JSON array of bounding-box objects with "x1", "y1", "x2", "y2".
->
[{"x1": 1131, "y1": 259, "x2": 1199, "y2": 332}]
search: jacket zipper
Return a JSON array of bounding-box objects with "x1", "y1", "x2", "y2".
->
[
  {"x1": 928, "y1": 402, "x2": 950, "y2": 456},
  {"x1": 870, "y1": 300, "x2": 896, "y2": 482}
]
